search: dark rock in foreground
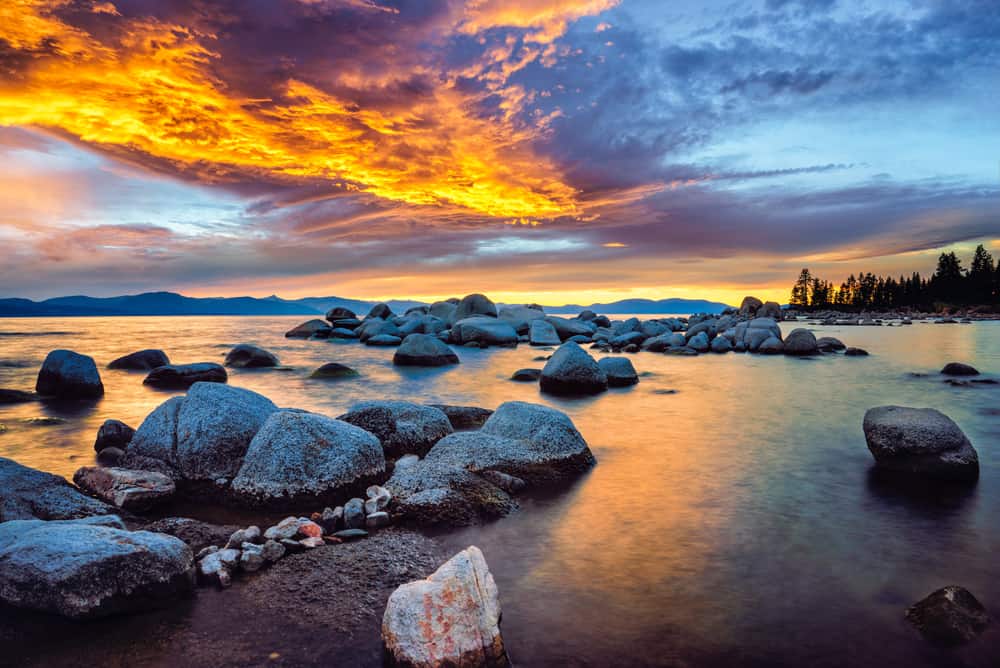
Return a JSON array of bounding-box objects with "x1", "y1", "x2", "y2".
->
[
  {"x1": 143, "y1": 363, "x2": 228, "y2": 389},
  {"x1": 0, "y1": 516, "x2": 194, "y2": 618},
  {"x1": 73, "y1": 467, "x2": 176, "y2": 511},
  {"x1": 108, "y1": 349, "x2": 170, "y2": 371},
  {"x1": 905, "y1": 586, "x2": 990, "y2": 646},
  {"x1": 540, "y1": 342, "x2": 608, "y2": 396},
  {"x1": 427, "y1": 404, "x2": 494, "y2": 430},
  {"x1": 385, "y1": 459, "x2": 516, "y2": 527},
  {"x1": 94, "y1": 418, "x2": 134, "y2": 452},
  {"x1": 224, "y1": 343, "x2": 280, "y2": 368},
  {"x1": 143, "y1": 517, "x2": 242, "y2": 554},
  {"x1": 393, "y1": 333, "x2": 459, "y2": 367},
  {"x1": 36, "y1": 349, "x2": 104, "y2": 399},
  {"x1": 941, "y1": 362, "x2": 979, "y2": 376},
  {"x1": 863, "y1": 406, "x2": 979, "y2": 481},
  {"x1": 0, "y1": 456, "x2": 114, "y2": 522}
]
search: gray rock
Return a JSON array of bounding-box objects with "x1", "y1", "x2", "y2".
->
[
  {"x1": 610, "y1": 331, "x2": 646, "y2": 348},
  {"x1": 108, "y1": 349, "x2": 170, "y2": 371},
  {"x1": 309, "y1": 363, "x2": 360, "y2": 379},
  {"x1": 382, "y1": 546, "x2": 509, "y2": 668},
  {"x1": 285, "y1": 319, "x2": 331, "y2": 338},
  {"x1": 429, "y1": 301, "x2": 457, "y2": 323},
  {"x1": 540, "y1": 342, "x2": 608, "y2": 396},
  {"x1": 815, "y1": 336, "x2": 846, "y2": 352},
  {"x1": 199, "y1": 547, "x2": 240, "y2": 586},
  {"x1": 143, "y1": 363, "x2": 227, "y2": 389},
  {"x1": 344, "y1": 498, "x2": 366, "y2": 530},
  {"x1": 239, "y1": 543, "x2": 266, "y2": 572},
  {"x1": 319, "y1": 506, "x2": 343, "y2": 533},
  {"x1": 329, "y1": 327, "x2": 359, "y2": 339},
  {"x1": 367, "y1": 303, "x2": 394, "y2": 320},
  {"x1": 366, "y1": 511, "x2": 391, "y2": 529},
  {"x1": 325, "y1": 306, "x2": 356, "y2": 323},
  {"x1": 427, "y1": 405, "x2": 493, "y2": 430},
  {"x1": 94, "y1": 419, "x2": 135, "y2": 452},
  {"x1": 72, "y1": 467, "x2": 175, "y2": 512},
  {"x1": 143, "y1": 517, "x2": 241, "y2": 554},
  {"x1": 338, "y1": 401, "x2": 453, "y2": 459},
  {"x1": 0, "y1": 517, "x2": 194, "y2": 617},
  {"x1": 480, "y1": 470, "x2": 527, "y2": 494},
  {"x1": 941, "y1": 362, "x2": 979, "y2": 376},
  {"x1": 687, "y1": 331, "x2": 710, "y2": 352},
  {"x1": 366, "y1": 334, "x2": 402, "y2": 346},
  {"x1": 529, "y1": 319, "x2": 561, "y2": 346},
  {"x1": 511, "y1": 368, "x2": 541, "y2": 382},
  {"x1": 333, "y1": 528, "x2": 368, "y2": 540},
  {"x1": 35, "y1": 349, "x2": 104, "y2": 398},
  {"x1": 385, "y1": 459, "x2": 515, "y2": 527},
  {"x1": 710, "y1": 336, "x2": 733, "y2": 353},
  {"x1": 544, "y1": 316, "x2": 596, "y2": 341},
  {"x1": 393, "y1": 333, "x2": 459, "y2": 366},
  {"x1": 597, "y1": 357, "x2": 639, "y2": 387},
  {"x1": 97, "y1": 447, "x2": 125, "y2": 466},
  {"x1": 451, "y1": 294, "x2": 497, "y2": 324},
  {"x1": 224, "y1": 344, "x2": 280, "y2": 368},
  {"x1": 264, "y1": 517, "x2": 301, "y2": 541},
  {"x1": 905, "y1": 586, "x2": 990, "y2": 646},
  {"x1": 225, "y1": 526, "x2": 261, "y2": 548},
  {"x1": 231, "y1": 410, "x2": 385, "y2": 509},
  {"x1": 845, "y1": 347, "x2": 869, "y2": 356},
  {"x1": 758, "y1": 336, "x2": 784, "y2": 354},
  {"x1": 756, "y1": 301, "x2": 782, "y2": 320},
  {"x1": 739, "y1": 296, "x2": 763, "y2": 317},
  {"x1": 451, "y1": 317, "x2": 519, "y2": 347},
  {"x1": 498, "y1": 305, "x2": 546, "y2": 334},
  {"x1": 783, "y1": 328, "x2": 818, "y2": 355},
  {"x1": 425, "y1": 401, "x2": 595, "y2": 485},
  {"x1": 260, "y1": 539, "x2": 285, "y2": 562},
  {"x1": 1, "y1": 457, "x2": 114, "y2": 522},
  {"x1": 863, "y1": 406, "x2": 979, "y2": 481}
]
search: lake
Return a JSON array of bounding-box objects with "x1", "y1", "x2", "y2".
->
[{"x1": 1, "y1": 315, "x2": 998, "y2": 666}]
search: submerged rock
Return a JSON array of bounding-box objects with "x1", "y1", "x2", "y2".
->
[
  {"x1": 108, "y1": 349, "x2": 170, "y2": 371},
  {"x1": 815, "y1": 336, "x2": 846, "y2": 352},
  {"x1": 845, "y1": 347, "x2": 869, "y2": 356},
  {"x1": 863, "y1": 406, "x2": 979, "y2": 481},
  {"x1": 224, "y1": 344, "x2": 280, "y2": 368},
  {"x1": 339, "y1": 401, "x2": 453, "y2": 459},
  {"x1": 0, "y1": 516, "x2": 194, "y2": 618},
  {"x1": 510, "y1": 368, "x2": 541, "y2": 382},
  {"x1": 539, "y1": 342, "x2": 608, "y2": 396},
  {"x1": 1, "y1": 456, "x2": 114, "y2": 522},
  {"x1": 35, "y1": 349, "x2": 104, "y2": 399},
  {"x1": 143, "y1": 363, "x2": 227, "y2": 389},
  {"x1": 905, "y1": 586, "x2": 990, "y2": 646},
  {"x1": 382, "y1": 546, "x2": 509, "y2": 668},
  {"x1": 94, "y1": 419, "x2": 135, "y2": 452},
  {"x1": 393, "y1": 334, "x2": 460, "y2": 367},
  {"x1": 941, "y1": 362, "x2": 979, "y2": 376},
  {"x1": 73, "y1": 467, "x2": 176, "y2": 511},
  {"x1": 0, "y1": 389, "x2": 38, "y2": 404},
  {"x1": 309, "y1": 363, "x2": 360, "y2": 379}
]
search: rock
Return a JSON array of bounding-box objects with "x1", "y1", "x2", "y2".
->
[
  {"x1": 264, "y1": 517, "x2": 301, "y2": 541},
  {"x1": 427, "y1": 405, "x2": 493, "y2": 430},
  {"x1": 143, "y1": 363, "x2": 228, "y2": 389},
  {"x1": 905, "y1": 586, "x2": 990, "y2": 646},
  {"x1": 845, "y1": 347, "x2": 869, "y2": 356},
  {"x1": 366, "y1": 511, "x2": 391, "y2": 529},
  {"x1": 97, "y1": 447, "x2": 125, "y2": 466},
  {"x1": 382, "y1": 546, "x2": 509, "y2": 668},
  {"x1": 344, "y1": 498, "x2": 366, "y2": 529},
  {"x1": 261, "y1": 539, "x2": 285, "y2": 562},
  {"x1": 367, "y1": 485, "x2": 392, "y2": 506},
  {"x1": 224, "y1": 344, "x2": 280, "y2": 368},
  {"x1": 429, "y1": 301, "x2": 457, "y2": 323},
  {"x1": 815, "y1": 337, "x2": 846, "y2": 352},
  {"x1": 231, "y1": 410, "x2": 385, "y2": 509},
  {"x1": 756, "y1": 301, "x2": 782, "y2": 320},
  {"x1": 544, "y1": 316, "x2": 596, "y2": 341},
  {"x1": 297, "y1": 521, "x2": 323, "y2": 539},
  {"x1": 333, "y1": 528, "x2": 368, "y2": 540},
  {"x1": 510, "y1": 368, "x2": 541, "y2": 382},
  {"x1": 367, "y1": 303, "x2": 394, "y2": 320},
  {"x1": 339, "y1": 401, "x2": 453, "y2": 459},
  {"x1": 539, "y1": 342, "x2": 608, "y2": 396},
  {"x1": 125, "y1": 382, "x2": 278, "y2": 486},
  {"x1": 35, "y1": 349, "x2": 104, "y2": 399},
  {"x1": 758, "y1": 336, "x2": 784, "y2": 354},
  {"x1": 393, "y1": 334, "x2": 460, "y2": 367},
  {"x1": 739, "y1": 296, "x2": 764, "y2": 317},
  {"x1": 199, "y1": 547, "x2": 240, "y2": 586},
  {"x1": 0, "y1": 389, "x2": 37, "y2": 404},
  {"x1": 687, "y1": 331, "x2": 710, "y2": 352},
  {"x1": 107, "y1": 349, "x2": 170, "y2": 370},
  {"x1": 498, "y1": 305, "x2": 546, "y2": 334},
  {"x1": 425, "y1": 401, "x2": 595, "y2": 486},
  {"x1": 225, "y1": 526, "x2": 262, "y2": 549},
  {"x1": 72, "y1": 467, "x2": 175, "y2": 511},
  {"x1": 367, "y1": 334, "x2": 403, "y2": 346},
  {"x1": 285, "y1": 319, "x2": 332, "y2": 338},
  {"x1": 782, "y1": 328, "x2": 818, "y2": 355},
  {"x1": 451, "y1": 318, "x2": 519, "y2": 347},
  {"x1": 0, "y1": 516, "x2": 194, "y2": 617},
  {"x1": 528, "y1": 319, "x2": 561, "y2": 346},
  {"x1": 863, "y1": 406, "x2": 979, "y2": 481},
  {"x1": 300, "y1": 536, "x2": 325, "y2": 549},
  {"x1": 710, "y1": 336, "x2": 733, "y2": 353},
  {"x1": 385, "y1": 460, "x2": 515, "y2": 527},
  {"x1": 480, "y1": 470, "x2": 527, "y2": 494},
  {"x1": 941, "y1": 362, "x2": 979, "y2": 376},
  {"x1": 451, "y1": 294, "x2": 497, "y2": 324},
  {"x1": 610, "y1": 331, "x2": 646, "y2": 348},
  {"x1": 319, "y1": 506, "x2": 343, "y2": 534},
  {"x1": 143, "y1": 517, "x2": 241, "y2": 554},
  {"x1": 309, "y1": 362, "x2": 360, "y2": 379},
  {"x1": 329, "y1": 327, "x2": 359, "y2": 339},
  {"x1": 240, "y1": 543, "x2": 266, "y2": 572},
  {"x1": 325, "y1": 306, "x2": 356, "y2": 322},
  {"x1": 1, "y1": 457, "x2": 114, "y2": 522},
  {"x1": 597, "y1": 357, "x2": 638, "y2": 387},
  {"x1": 94, "y1": 419, "x2": 135, "y2": 452}
]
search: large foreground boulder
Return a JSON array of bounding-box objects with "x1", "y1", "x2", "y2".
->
[
  {"x1": 35, "y1": 350, "x2": 104, "y2": 399},
  {"x1": 905, "y1": 586, "x2": 990, "y2": 646},
  {"x1": 339, "y1": 401, "x2": 453, "y2": 459},
  {"x1": 0, "y1": 457, "x2": 114, "y2": 522},
  {"x1": 230, "y1": 411, "x2": 385, "y2": 508},
  {"x1": 108, "y1": 349, "x2": 170, "y2": 370},
  {"x1": 73, "y1": 467, "x2": 176, "y2": 512},
  {"x1": 863, "y1": 406, "x2": 979, "y2": 481},
  {"x1": 124, "y1": 383, "x2": 278, "y2": 487},
  {"x1": 0, "y1": 516, "x2": 194, "y2": 618},
  {"x1": 385, "y1": 459, "x2": 516, "y2": 527},
  {"x1": 393, "y1": 334, "x2": 460, "y2": 367},
  {"x1": 224, "y1": 344, "x2": 280, "y2": 368},
  {"x1": 540, "y1": 342, "x2": 608, "y2": 395},
  {"x1": 382, "y1": 546, "x2": 509, "y2": 668},
  {"x1": 425, "y1": 401, "x2": 595, "y2": 485},
  {"x1": 143, "y1": 363, "x2": 227, "y2": 389}
]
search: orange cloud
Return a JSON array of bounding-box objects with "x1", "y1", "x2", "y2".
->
[{"x1": 457, "y1": 0, "x2": 621, "y2": 43}]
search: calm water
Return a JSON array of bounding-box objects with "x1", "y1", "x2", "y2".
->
[{"x1": 1, "y1": 316, "x2": 999, "y2": 667}]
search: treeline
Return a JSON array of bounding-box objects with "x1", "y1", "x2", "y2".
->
[{"x1": 789, "y1": 244, "x2": 1000, "y2": 310}]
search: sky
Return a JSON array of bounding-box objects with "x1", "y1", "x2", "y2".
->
[{"x1": 0, "y1": 0, "x2": 998, "y2": 305}]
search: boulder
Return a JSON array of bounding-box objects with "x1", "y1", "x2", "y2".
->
[
  {"x1": 108, "y1": 349, "x2": 170, "y2": 371},
  {"x1": 97, "y1": 447, "x2": 125, "y2": 466},
  {"x1": 0, "y1": 516, "x2": 194, "y2": 618},
  {"x1": 498, "y1": 305, "x2": 545, "y2": 334},
  {"x1": 357, "y1": 318, "x2": 402, "y2": 342},
  {"x1": 941, "y1": 362, "x2": 979, "y2": 376},
  {"x1": 610, "y1": 331, "x2": 646, "y2": 348},
  {"x1": 757, "y1": 301, "x2": 782, "y2": 320},
  {"x1": 309, "y1": 362, "x2": 360, "y2": 379},
  {"x1": 125, "y1": 383, "x2": 278, "y2": 486},
  {"x1": 344, "y1": 498, "x2": 366, "y2": 530},
  {"x1": 782, "y1": 328, "x2": 818, "y2": 355},
  {"x1": 329, "y1": 327, "x2": 359, "y2": 339},
  {"x1": 597, "y1": 357, "x2": 639, "y2": 387},
  {"x1": 687, "y1": 331, "x2": 710, "y2": 353},
  {"x1": 143, "y1": 363, "x2": 227, "y2": 389},
  {"x1": 0, "y1": 389, "x2": 36, "y2": 404},
  {"x1": 758, "y1": 337, "x2": 784, "y2": 354},
  {"x1": 739, "y1": 296, "x2": 764, "y2": 317},
  {"x1": 511, "y1": 368, "x2": 541, "y2": 382},
  {"x1": 428, "y1": 405, "x2": 494, "y2": 430},
  {"x1": 539, "y1": 342, "x2": 608, "y2": 396},
  {"x1": 429, "y1": 301, "x2": 458, "y2": 323},
  {"x1": 863, "y1": 406, "x2": 979, "y2": 481},
  {"x1": 451, "y1": 294, "x2": 497, "y2": 324},
  {"x1": 544, "y1": 316, "x2": 596, "y2": 341},
  {"x1": 338, "y1": 401, "x2": 453, "y2": 459},
  {"x1": 94, "y1": 419, "x2": 135, "y2": 452},
  {"x1": 393, "y1": 334, "x2": 460, "y2": 367},
  {"x1": 710, "y1": 336, "x2": 733, "y2": 353},
  {"x1": 845, "y1": 347, "x2": 869, "y2": 356},
  {"x1": 325, "y1": 306, "x2": 356, "y2": 323},
  {"x1": 224, "y1": 344, "x2": 280, "y2": 368},
  {"x1": 367, "y1": 303, "x2": 394, "y2": 320},
  {"x1": 452, "y1": 318, "x2": 519, "y2": 347},
  {"x1": 367, "y1": 334, "x2": 403, "y2": 347},
  {"x1": 905, "y1": 586, "x2": 990, "y2": 646},
  {"x1": 425, "y1": 401, "x2": 595, "y2": 485},
  {"x1": 144, "y1": 517, "x2": 242, "y2": 554},
  {"x1": 529, "y1": 319, "x2": 561, "y2": 346},
  {"x1": 0, "y1": 457, "x2": 115, "y2": 522},
  {"x1": 230, "y1": 411, "x2": 385, "y2": 508},
  {"x1": 72, "y1": 467, "x2": 176, "y2": 511},
  {"x1": 35, "y1": 350, "x2": 104, "y2": 399},
  {"x1": 285, "y1": 319, "x2": 331, "y2": 338},
  {"x1": 382, "y1": 546, "x2": 509, "y2": 668},
  {"x1": 815, "y1": 337, "x2": 846, "y2": 352}
]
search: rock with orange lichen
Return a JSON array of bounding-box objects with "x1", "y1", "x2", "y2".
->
[{"x1": 382, "y1": 546, "x2": 509, "y2": 668}]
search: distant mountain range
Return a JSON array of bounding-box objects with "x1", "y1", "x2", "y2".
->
[{"x1": 0, "y1": 292, "x2": 731, "y2": 317}]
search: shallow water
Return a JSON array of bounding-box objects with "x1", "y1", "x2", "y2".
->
[{"x1": 1, "y1": 316, "x2": 999, "y2": 666}]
